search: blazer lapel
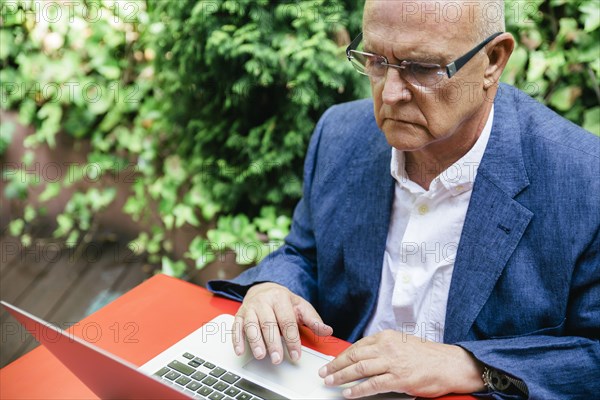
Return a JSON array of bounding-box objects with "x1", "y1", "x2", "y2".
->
[
  {"x1": 444, "y1": 87, "x2": 533, "y2": 343},
  {"x1": 343, "y1": 137, "x2": 394, "y2": 324}
]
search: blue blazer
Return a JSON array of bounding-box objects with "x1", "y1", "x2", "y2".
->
[{"x1": 208, "y1": 84, "x2": 600, "y2": 399}]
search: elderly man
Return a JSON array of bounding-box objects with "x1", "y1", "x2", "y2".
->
[{"x1": 208, "y1": 1, "x2": 600, "y2": 398}]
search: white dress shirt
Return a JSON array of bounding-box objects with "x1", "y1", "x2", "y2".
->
[{"x1": 364, "y1": 106, "x2": 494, "y2": 343}]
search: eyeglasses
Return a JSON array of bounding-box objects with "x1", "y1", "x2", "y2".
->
[{"x1": 346, "y1": 32, "x2": 502, "y2": 88}]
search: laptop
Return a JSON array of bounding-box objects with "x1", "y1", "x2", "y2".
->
[{"x1": 2, "y1": 301, "x2": 411, "y2": 399}]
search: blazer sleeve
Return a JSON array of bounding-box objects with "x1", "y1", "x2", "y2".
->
[
  {"x1": 205, "y1": 107, "x2": 332, "y2": 303},
  {"x1": 457, "y1": 225, "x2": 600, "y2": 399}
]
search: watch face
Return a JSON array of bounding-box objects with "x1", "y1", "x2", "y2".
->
[{"x1": 488, "y1": 369, "x2": 511, "y2": 391}]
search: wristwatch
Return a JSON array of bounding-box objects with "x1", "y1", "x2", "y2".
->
[{"x1": 482, "y1": 366, "x2": 529, "y2": 397}]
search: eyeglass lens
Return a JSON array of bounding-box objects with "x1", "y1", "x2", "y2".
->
[{"x1": 349, "y1": 51, "x2": 444, "y2": 87}]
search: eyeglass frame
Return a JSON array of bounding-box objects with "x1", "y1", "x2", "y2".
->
[{"x1": 345, "y1": 31, "x2": 503, "y2": 85}]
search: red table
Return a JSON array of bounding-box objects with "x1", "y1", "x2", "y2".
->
[{"x1": 0, "y1": 274, "x2": 474, "y2": 399}]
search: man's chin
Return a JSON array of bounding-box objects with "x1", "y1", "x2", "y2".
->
[{"x1": 381, "y1": 125, "x2": 429, "y2": 152}]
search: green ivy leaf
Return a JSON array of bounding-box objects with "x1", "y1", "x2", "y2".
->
[
  {"x1": 23, "y1": 205, "x2": 36, "y2": 222},
  {"x1": 173, "y1": 204, "x2": 200, "y2": 227},
  {"x1": 0, "y1": 30, "x2": 13, "y2": 60},
  {"x1": 185, "y1": 237, "x2": 217, "y2": 269},
  {"x1": 21, "y1": 233, "x2": 32, "y2": 247},
  {"x1": 39, "y1": 182, "x2": 62, "y2": 202},
  {"x1": 129, "y1": 233, "x2": 149, "y2": 255},
  {"x1": 36, "y1": 103, "x2": 63, "y2": 148},
  {"x1": 526, "y1": 51, "x2": 547, "y2": 82},
  {"x1": 207, "y1": 229, "x2": 238, "y2": 248},
  {"x1": 583, "y1": 106, "x2": 600, "y2": 136},
  {"x1": 161, "y1": 256, "x2": 187, "y2": 277},
  {"x1": 503, "y1": 47, "x2": 528, "y2": 85},
  {"x1": 549, "y1": 86, "x2": 582, "y2": 111},
  {"x1": 97, "y1": 65, "x2": 121, "y2": 80},
  {"x1": 9, "y1": 219, "x2": 24, "y2": 236},
  {"x1": 579, "y1": 2, "x2": 600, "y2": 32},
  {"x1": 55, "y1": 214, "x2": 74, "y2": 236},
  {"x1": 164, "y1": 155, "x2": 187, "y2": 183},
  {"x1": 236, "y1": 245, "x2": 257, "y2": 265},
  {"x1": 0, "y1": 120, "x2": 15, "y2": 155},
  {"x1": 66, "y1": 230, "x2": 80, "y2": 247}
]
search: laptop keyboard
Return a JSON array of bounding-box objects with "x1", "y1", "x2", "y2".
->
[{"x1": 154, "y1": 352, "x2": 289, "y2": 400}]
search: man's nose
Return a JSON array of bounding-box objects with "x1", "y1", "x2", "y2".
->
[{"x1": 381, "y1": 67, "x2": 412, "y2": 104}]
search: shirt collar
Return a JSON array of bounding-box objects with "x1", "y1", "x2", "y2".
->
[{"x1": 390, "y1": 105, "x2": 494, "y2": 196}]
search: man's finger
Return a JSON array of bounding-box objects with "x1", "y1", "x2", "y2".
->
[
  {"x1": 341, "y1": 375, "x2": 392, "y2": 399},
  {"x1": 233, "y1": 313, "x2": 245, "y2": 356},
  {"x1": 242, "y1": 310, "x2": 267, "y2": 360},
  {"x1": 319, "y1": 341, "x2": 374, "y2": 378},
  {"x1": 257, "y1": 308, "x2": 285, "y2": 364},
  {"x1": 323, "y1": 358, "x2": 386, "y2": 387},
  {"x1": 273, "y1": 301, "x2": 302, "y2": 362},
  {"x1": 295, "y1": 299, "x2": 332, "y2": 336}
]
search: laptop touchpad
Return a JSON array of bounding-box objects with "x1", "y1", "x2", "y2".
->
[{"x1": 242, "y1": 349, "x2": 332, "y2": 397}]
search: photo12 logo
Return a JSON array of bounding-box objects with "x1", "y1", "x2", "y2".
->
[
  {"x1": 1, "y1": 81, "x2": 140, "y2": 106},
  {"x1": 1, "y1": 1, "x2": 142, "y2": 24},
  {"x1": 1, "y1": 320, "x2": 140, "y2": 345}
]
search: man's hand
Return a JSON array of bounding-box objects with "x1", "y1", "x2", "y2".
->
[
  {"x1": 233, "y1": 282, "x2": 332, "y2": 364},
  {"x1": 319, "y1": 330, "x2": 485, "y2": 398}
]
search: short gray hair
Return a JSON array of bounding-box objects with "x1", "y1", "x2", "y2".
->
[
  {"x1": 363, "y1": 0, "x2": 506, "y2": 43},
  {"x1": 473, "y1": 0, "x2": 506, "y2": 42}
]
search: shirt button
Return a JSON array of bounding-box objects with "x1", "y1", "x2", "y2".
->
[
  {"x1": 417, "y1": 204, "x2": 429, "y2": 215},
  {"x1": 456, "y1": 185, "x2": 465, "y2": 192},
  {"x1": 402, "y1": 273, "x2": 411, "y2": 283}
]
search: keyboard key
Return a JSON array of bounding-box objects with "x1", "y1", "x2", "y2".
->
[
  {"x1": 235, "y1": 393, "x2": 251, "y2": 400},
  {"x1": 210, "y1": 367, "x2": 227, "y2": 378},
  {"x1": 202, "y1": 376, "x2": 218, "y2": 386},
  {"x1": 213, "y1": 381, "x2": 229, "y2": 392},
  {"x1": 187, "y1": 381, "x2": 202, "y2": 391},
  {"x1": 183, "y1": 352, "x2": 195, "y2": 359},
  {"x1": 165, "y1": 371, "x2": 181, "y2": 381},
  {"x1": 208, "y1": 392, "x2": 225, "y2": 400},
  {"x1": 235, "y1": 378, "x2": 289, "y2": 400},
  {"x1": 188, "y1": 360, "x2": 202, "y2": 368},
  {"x1": 168, "y1": 360, "x2": 196, "y2": 376},
  {"x1": 176, "y1": 376, "x2": 192, "y2": 386},
  {"x1": 192, "y1": 371, "x2": 211, "y2": 381},
  {"x1": 154, "y1": 367, "x2": 170, "y2": 377},
  {"x1": 198, "y1": 386, "x2": 214, "y2": 396},
  {"x1": 194, "y1": 357, "x2": 206, "y2": 364},
  {"x1": 225, "y1": 387, "x2": 241, "y2": 397},
  {"x1": 221, "y1": 372, "x2": 240, "y2": 384},
  {"x1": 204, "y1": 362, "x2": 216, "y2": 369},
  {"x1": 192, "y1": 371, "x2": 207, "y2": 381}
]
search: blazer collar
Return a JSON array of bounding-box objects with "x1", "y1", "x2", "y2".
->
[
  {"x1": 342, "y1": 126, "x2": 394, "y2": 341},
  {"x1": 444, "y1": 85, "x2": 533, "y2": 343},
  {"x1": 475, "y1": 85, "x2": 531, "y2": 196}
]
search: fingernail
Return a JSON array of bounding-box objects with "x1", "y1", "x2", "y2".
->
[
  {"x1": 290, "y1": 351, "x2": 299, "y2": 361},
  {"x1": 343, "y1": 388, "x2": 352, "y2": 398},
  {"x1": 253, "y1": 347, "x2": 264, "y2": 358},
  {"x1": 271, "y1": 352, "x2": 281, "y2": 364},
  {"x1": 318, "y1": 366, "x2": 327, "y2": 377},
  {"x1": 234, "y1": 346, "x2": 243, "y2": 355},
  {"x1": 324, "y1": 375, "x2": 334, "y2": 385}
]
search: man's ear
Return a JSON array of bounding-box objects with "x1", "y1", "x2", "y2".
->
[{"x1": 484, "y1": 33, "x2": 515, "y2": 89}]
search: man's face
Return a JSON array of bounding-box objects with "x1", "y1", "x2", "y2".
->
[{"x1": 363, "y1": 0, "x2": 492, "y2": 156}]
